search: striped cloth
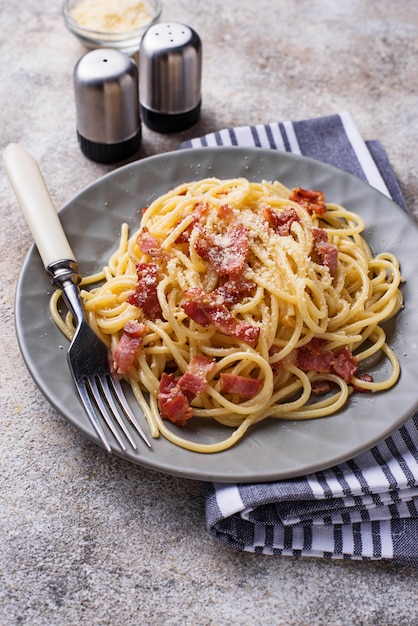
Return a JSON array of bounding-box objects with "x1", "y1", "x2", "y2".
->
[{"x1": 179, "y1": 112, "x2": 418, "y2": 567}]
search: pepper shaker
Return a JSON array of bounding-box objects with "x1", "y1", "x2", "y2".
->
[
  {"x1": 139, "y1": 22, "x2": 202, "y2": 133},
  {"x1": 74, "y1": 49, "x2": 141, "y2": 163}
]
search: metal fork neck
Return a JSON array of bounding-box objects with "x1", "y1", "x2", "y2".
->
[
  {"x1": 47, "y1": 259, "x2": 85, "y2": 326},
  {"x1": 47, "y1": 259, "x2": 81, "y2": 287}
]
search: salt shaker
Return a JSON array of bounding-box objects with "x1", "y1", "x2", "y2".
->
[
  {"x1": 139, "y1": 22, "x2": 202, "y2": 133},
  {"x1": 73, "y1": 49, "x2": 141, "y2": 163}
]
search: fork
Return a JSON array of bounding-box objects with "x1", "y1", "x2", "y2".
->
[{"x1": 4, "y1": 143, "x2": 151, "y2": 453}]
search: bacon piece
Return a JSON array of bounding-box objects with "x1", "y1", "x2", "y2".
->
[
  {"x1": 312, "y1": 227, "x2": 328, "y2": 244},
  {"x1": 182, "y1": 292, "x2": 228, "y2": 331},
  {"x1": 158, "y1": 373, "x2": 192, "y2": 427},
  {"x1": 316, "y1": 241, "x2": 339, "y2": 278},
  {"x1": 194, "y1": 224, "x2": 249, "y2": 276},
  {"x1": 311, "y1": 380, "x2": 333, "y2": 395},
  {"x1": 193, "y1": 201, "x2": 210, "y2": 218},
  {"x1": 182, "y1": 288, "x2": 260, "y2": 347},
  {"x1": 290, "y1": 187, "x2": 326, "y2": 216},
  {"x1": 175, "y1": 201, "x2": 209, "y2": 244},
  {"x1": 332, "y1": 346, "x2": 358, "y2": 383},
  {"x1": 234, "y1": 322, "x2": 261, "y2": 346},
  {"x1": 272, "y1": 339, "x2": 358, "y2": 385},
  {"x1": 218, "y1": 203, "x2": 234, "y2": 221},
  {"x1": 158, "y1": 356, "x2": 215, "y2": 426},
  {"x1": 127, "y1": 262, "x2": 162, "y2": 321},
  {"x1": 137, "y1": 227, "x2": 162, "y2": 258},
  {"x1": 311, "y1": 228, "x2": 338, "y2": 278},
  {"x1": 269, "y1": 345, "x2": 298, "y2": 373},
  {"x1": 181, "y1": 296, "x2": 213, "y2": 326},
  {"x1": 213, "y1": 277, "x2": 256, "y2": 306},
  {"x1": 296, "y1": 337, "x2": 329, "y2": 369},
  {"x1": 179, "y1": 356, "x2": 216, "y2": 394},
  {"x1": 220, "y1": 373, "x2": 263, "y2": 398},
  {"x1": 297, "y1": 344, "x2": 334, "y2": 374},
  {"x1": 261, "y1": 206, "x2": 301, "y2": 236},
  {"x1": 296, "y1": 339, "x2": 358, "y2": 383},
  {"x1": 352, "y1": 372, "x2": 374, "y2": 393},
  {"x1": 112, "y1": 320, "x2": 147, "y2": 375},
  {"x1": 175, "y1": 227, "x2": 193, "y2": 244},
  {"x1": 303, "y1": 337, "x2": 327, "y2": 354}
]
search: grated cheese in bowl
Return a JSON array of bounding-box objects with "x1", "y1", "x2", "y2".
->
[{"x1": 63, "y1": 0, "x2": 161, "y2": 53}]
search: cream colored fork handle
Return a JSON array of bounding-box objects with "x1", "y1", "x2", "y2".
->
[{"x1": 3, "y1": 143, "x2": 76, "y2": 269}]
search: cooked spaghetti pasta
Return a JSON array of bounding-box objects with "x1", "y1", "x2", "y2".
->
[{"x1": 50, "y1": 177, "x2": 403, "y2": 452}]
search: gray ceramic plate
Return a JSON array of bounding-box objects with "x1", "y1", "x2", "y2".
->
[{"x1": 15, "y1": 147, "x2": 418, "y2": 482}]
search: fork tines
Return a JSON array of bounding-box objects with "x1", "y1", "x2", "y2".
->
[{"x1": 77, "y1": 373, "x2": 151, "y2": 453}]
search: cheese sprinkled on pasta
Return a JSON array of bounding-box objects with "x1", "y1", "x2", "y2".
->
[{"x1": 51, "y1": 177, "x2": 403, "y2": 452}]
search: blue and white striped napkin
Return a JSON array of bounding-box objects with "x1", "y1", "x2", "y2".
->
[{"x1": 180, "y1": 113, "x2": 418, "y2": 567}]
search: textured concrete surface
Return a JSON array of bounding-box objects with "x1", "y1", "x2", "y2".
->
[{"x1": 1, "y1": 1, "x2": 418, "y2": 624}]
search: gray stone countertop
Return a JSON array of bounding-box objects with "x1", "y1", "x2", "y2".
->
[{"x1": 1, "y1": 1, "x2": 418, "y2": 624}]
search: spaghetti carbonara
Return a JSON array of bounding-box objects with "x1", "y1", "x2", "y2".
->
[{"x1": 51, "y1": 177, "x2": 403, "y2": 452}]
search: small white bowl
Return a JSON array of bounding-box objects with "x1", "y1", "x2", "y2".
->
[{"x1": 63, "y1": 0, "x2": 161, "y2": 55}]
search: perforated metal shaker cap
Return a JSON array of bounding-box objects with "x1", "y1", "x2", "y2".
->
[
  {"x1": 74, "y1": 49, "x2": 141, "y2": 164},
  {"x1": 139, "y1": 22, "x2": 202, "y2": 133}
]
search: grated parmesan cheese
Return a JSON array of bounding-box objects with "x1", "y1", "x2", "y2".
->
[{"x1": 69, "y1": 0, "x2": 153, "y2": 33}]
